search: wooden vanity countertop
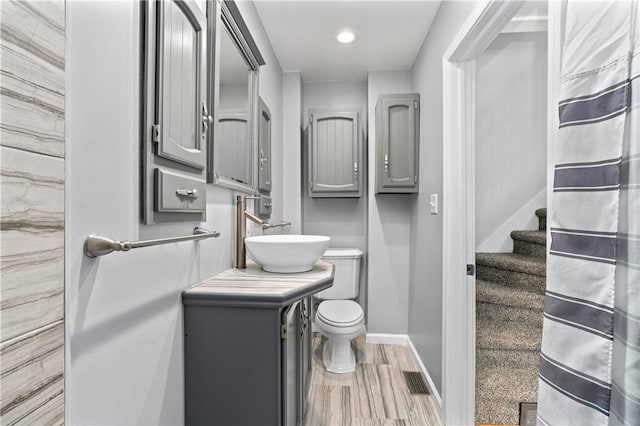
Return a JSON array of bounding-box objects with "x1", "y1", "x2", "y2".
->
[{"x1": 182, "y1": 260, "x2": 334, "y2": 308}]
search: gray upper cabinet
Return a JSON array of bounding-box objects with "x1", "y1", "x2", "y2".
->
[
  {"x1": 142, "y1": 0, "x2": 208, "y2": 224},
  {"x1": 308, "y1": 110, "x2": 362, "y2": 198},
  {"x1": 258, "y1": 98, "x2": 272, "y2": 193},
  {"x1": 375, "y1": 93, "x2": 420, "y2": 194},
  {"x1": 157, "y1": 0, "x2": 207, "y2": 170}
]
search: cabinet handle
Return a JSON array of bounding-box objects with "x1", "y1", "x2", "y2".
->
[
  {"x1": 384, "y1": 154, "x2": 389, "y2": 175},
  {"x1": 176, "y1": 188, "x2": 199, "y2": 199},
  {"x1": 353, "y1": 162, "x2": 358, "y2": 181},
  {"x1": 202, "y1": 102, "x2": 213, "y2": 134},
  {"x1": 260, "y1": 150, "x2": 267, "y2": 170}
]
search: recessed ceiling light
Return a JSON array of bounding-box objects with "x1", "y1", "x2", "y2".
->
[{"x1": 337, "y1": 31, "x2": 355, "y2": 44}]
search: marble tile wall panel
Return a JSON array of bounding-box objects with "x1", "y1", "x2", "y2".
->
[
  {"x1": 0, "y1": 1, "x2": 65, "y2": 158},
  {"x1": 0, "y1": 0, "x2": 65, "y2": 424},
  {"x1": 1, "y1": 146, "x2": 64, "y2": 341},
  {"x1": 0, "y1": 323, "x2": 64, "y2": 425}
]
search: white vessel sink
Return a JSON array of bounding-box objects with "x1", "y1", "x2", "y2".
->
[{"x1": 244, "y1": 235, "x2": 331, "y2": 273}]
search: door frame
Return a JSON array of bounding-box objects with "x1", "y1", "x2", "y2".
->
[{"x1": 441, "y1": 1, "x2": 524, "y2": 424}]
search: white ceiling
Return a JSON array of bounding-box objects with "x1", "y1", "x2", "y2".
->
[
  {"x1": 253, "y1": 0, "x2": 441, "y2": 82},
  {"x1": 253, "y1": 1, "x2": 548, "y2": 82}
]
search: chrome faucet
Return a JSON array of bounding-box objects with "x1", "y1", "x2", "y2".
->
[{"x1": 235, "y1": 195, "x2": 291, "y2": 268}]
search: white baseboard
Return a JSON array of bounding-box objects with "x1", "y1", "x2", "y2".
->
[
  {"x1": 365, "y1": 333, "x2": 409, "y2": 345},
  {"x1": 406, "y1": 337, "x2": 443, "y2": 413}
]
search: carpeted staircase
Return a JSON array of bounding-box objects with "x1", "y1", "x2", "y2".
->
[{"x1": 475, "y1": 208, "x2": 547, "y2": 425}]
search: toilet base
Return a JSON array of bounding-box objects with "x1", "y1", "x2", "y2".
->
[{"x1": 322, "y1": 338, "x2": 356, "y2": 374}]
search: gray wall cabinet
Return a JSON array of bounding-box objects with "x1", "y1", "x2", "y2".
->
[
  {"x1": 142, "y1": 0, "x2": 208, "y2": 224},
  {"x1": 375, "y1": 94, "x2": 420, "y2": 194},
  {"x1": 258, "y1": 98, "x2": 272, "y2": 193},
  {"x1": 308, "y1": 110, "x2": 362, "y2": 198}
]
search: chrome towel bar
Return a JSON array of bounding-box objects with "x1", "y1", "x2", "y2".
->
[{"x1": 84, "y1": 227, "x2": 220, "y2": 258}]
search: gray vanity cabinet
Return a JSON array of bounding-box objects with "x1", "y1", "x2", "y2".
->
[
  {"x1": 142, "y1": 0, "x2": 208, "y2": 224},
  {"x1": 182, "y1": 262, "x2": 333, "y2": 426},
  {"x1": 375, "y1": 94, "x2": 420, "y2": 194},
  {"x1": 258, "y1": 98, "x2": 272, "y2": 193},
  {"x1": 308, "y1": 110, "x2": 362, "y2": 197},
  {"x1": 183, "y1": 297, "x2": 311, "y2": 426}
]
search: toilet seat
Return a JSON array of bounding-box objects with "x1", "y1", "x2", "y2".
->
[
  {"x1": 316, "y1": 300, "x2": 364, "y2": 337},
  {"x1": 316, "y1": 300, "x2": 363, "y2": 327}
]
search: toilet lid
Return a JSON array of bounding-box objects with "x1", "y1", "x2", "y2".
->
[{"x1": 317, "y1": 300, "x2": 363, "y2": 326}]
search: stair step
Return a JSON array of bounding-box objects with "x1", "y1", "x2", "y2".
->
[
  {"x1": 535, "y1": 208, "x2": 547, "y2": 231},
  {"x1": 474, "y1": 208, "x2": 546, "y2": 425},
  {"x1": 511, "y1": 230, "x2": 546, "y2": 245},
  {"x1": 476, "y1": 300, "x2": 543, "y2": 351},
  {"x1": 476, "y1": 279, "x2": 545, "y2": 310},
  {"x1": 476, "y1": 347, "x2": 541, "y2": 425},
  {"x1": 476, "y1": 279, "x2": 544, "y2": 351},
  {"x1": 511, "y1": 230, "x2": 546, "y2": 259},
  {"x1": 476, "y1": 252, "x2": 546, "y2": 276},
  {"x1": 476, "y1": 253, "x2": 546, "y2": 293}
]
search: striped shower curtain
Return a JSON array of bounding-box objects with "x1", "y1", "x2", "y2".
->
[{"x1": 537, "y1": 1, "x2": 639, "y2": 425}]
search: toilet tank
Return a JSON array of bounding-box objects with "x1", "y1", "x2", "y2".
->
[{"x1": 316, "y1": 248, "x2": 363, "y2": 300}]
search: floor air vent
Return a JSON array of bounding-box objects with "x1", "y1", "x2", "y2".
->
[{"x1": 402, "y1": 371, "x2": 429, "y2": 395}]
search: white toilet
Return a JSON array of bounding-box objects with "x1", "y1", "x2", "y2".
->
[{"x1": 315, "y1": 248, "x2": 364, "y2": 373}]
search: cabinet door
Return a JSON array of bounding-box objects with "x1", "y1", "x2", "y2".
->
[
  {"x1": 301, "y1": 297, "x2": 312, "y2": 406},
  {"x1": 142, "y1": 0, "x2": 208, "y2": 224},
  {"x1": 309, "y1": 110, "x2": 361, "y2": 197},
  {"x1": 156, "y1": 0, "x2": 207, "y2": 170},
  {"x1": 282, "y1": 301, "x2": 302, "y2": 426},
  {"x1": 217, "y1": 112, "x2": 251, "y2": 184},
  {"x1": 258, "y1": 98, "x2": 272, "y2": 192},
  {"x1": 376, "y1": 94, "x2": 419, "y2": 194}
]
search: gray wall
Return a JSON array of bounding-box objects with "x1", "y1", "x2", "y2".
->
[
  {"x1": 409, "y1": 0, "x2": 478, "y2": 395},
  {"x1": 65, "y1": 1, "x2": 283, "y2": 424},
  {"x1": 0, "y1": 1, "x2": 65, "y2": 423},
  {"x1": 475, "y1": 32, "x2": 548, "y2": 252},
  {"x1": 366, "y1": 70, "x2": 412, "y2": 335},
  {"x1": 282, "y1": 72, "x2": 303, "y2": 234}
]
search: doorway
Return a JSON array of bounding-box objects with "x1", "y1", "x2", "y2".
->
[
  {"x1": 441, "y1": 0, "x2": 561, "y2": 423},
  {"x1": 474, "y1": 25, "x2": 548, "y2": 424}
]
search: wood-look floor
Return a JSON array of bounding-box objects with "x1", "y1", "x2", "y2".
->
[{"x1": 304, "y1": 333, "x2": 443, "y2": 426}]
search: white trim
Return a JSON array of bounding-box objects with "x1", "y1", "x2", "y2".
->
[
  {"x1": 547, "y1": 0, "x2": 564, "y2": 252},
  {"x1": 406, "y1": 337, "x2": 443, "y2": 413},
  {"x1": 502, "y1": 16, "x2": 548, "y2": 34},
  {"x1": 365, "y1": 333, "x2": 408, "y2": 346},
  {"x1": 441, "y1": 1, "x2": 523, "y2": 424},
  {"x1": 445, "y1": 1, "x2": 524, "y2": 62},
  {"x1": 442, "y1": 54, "x2": 477, "y2": 426}
]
